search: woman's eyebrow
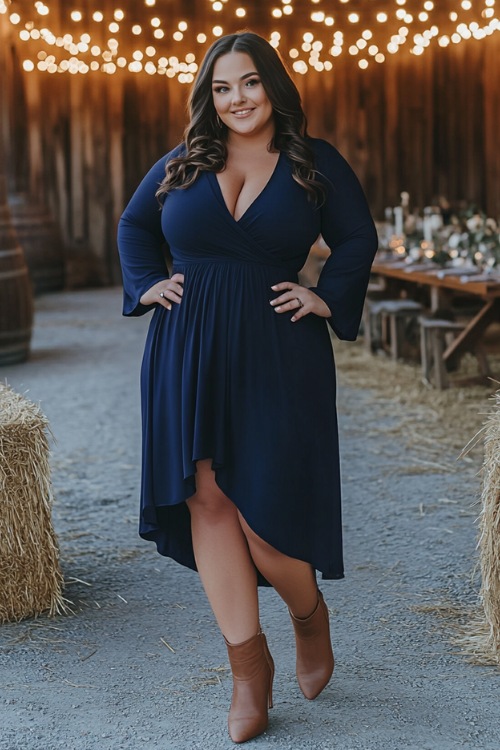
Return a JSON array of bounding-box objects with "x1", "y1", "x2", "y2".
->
[{"x1": 212, "y1": 71, "x2": 259, "y2": 84}]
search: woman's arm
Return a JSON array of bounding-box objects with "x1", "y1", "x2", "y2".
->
[
  {"x1": 117, "y1": 146, "x2": 181, "y2": 316},
  {"x1": 309, "y1": 139, "x2": 378, "y2": 340}
]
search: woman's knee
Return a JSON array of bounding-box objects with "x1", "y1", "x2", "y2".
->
[{"x1": 187, "y1": 460, "x2": 236, "y2": 522}]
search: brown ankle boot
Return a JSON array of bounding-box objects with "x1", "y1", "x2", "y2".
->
[
  {"x1": 289, "y1": 590, "x2": 334, "y2": 700},
  {"x1": 224, "y1": 630, "x2": 274, "y2": 744}
]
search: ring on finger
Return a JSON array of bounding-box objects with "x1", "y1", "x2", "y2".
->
[
  {"x1": 159, "y1": 291, "x2": 166, "y2": 298},
  {"x1": 296, "y1": 297, "x2": 304, "y2": 309}
]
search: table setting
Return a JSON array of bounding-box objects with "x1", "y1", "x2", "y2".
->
[{"x1": 377, "y1": 193, "x2": 500, "y2": 285}]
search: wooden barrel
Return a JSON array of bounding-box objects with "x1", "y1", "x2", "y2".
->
[
  {"x1": 0, "y1": 206, "x2": 34, "y2": 365},
  {"x1": 8, "y1": 194, "x2": 65, "y2": 295}
]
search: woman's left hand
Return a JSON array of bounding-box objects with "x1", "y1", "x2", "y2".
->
[{"x1": 270, "y1": 282, "x2": 332, "y2": 323}]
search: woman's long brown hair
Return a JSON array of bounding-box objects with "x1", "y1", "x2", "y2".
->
[{"x1": 156, "y1": 32, "x2": 325, "y2": 204}]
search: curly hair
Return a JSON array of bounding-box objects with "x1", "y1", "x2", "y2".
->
[{"x1": 156, "y1": 32, "x2": 325, "y2": 204}]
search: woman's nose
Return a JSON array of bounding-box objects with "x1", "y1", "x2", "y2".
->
[{"x1": 231, "y1": 87, "x2": 246, "y2": 104}]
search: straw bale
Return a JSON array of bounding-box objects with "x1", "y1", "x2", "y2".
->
[
  {"x1": 453, "y1": 387, "x2": 500, "y2": 665},
  {"x1": 0, "y1": 382, "x2": 67, "y2": 623},
  {"x1": 474, "y1": 389, "x2": 500, "y2": 664}
]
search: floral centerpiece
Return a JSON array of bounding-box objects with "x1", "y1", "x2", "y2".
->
[
  {"x1": 440, "y1": 209, "x2": 500, "y2": 269},
  {"x1": 380, "y1": 201, "x2": 500, "y2": 271}
]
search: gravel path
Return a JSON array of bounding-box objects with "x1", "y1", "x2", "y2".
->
[{"x1": 0, "y1": 288, "x2": 498, "y2": 750}]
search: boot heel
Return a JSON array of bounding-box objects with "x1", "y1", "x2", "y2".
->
[{"x1": 268, "y1": 670, "x2": 274, "y2": 709}]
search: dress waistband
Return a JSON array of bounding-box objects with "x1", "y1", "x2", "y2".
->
[{"x1": 172, "y1": 256, "x2": 299, "y2": 273}]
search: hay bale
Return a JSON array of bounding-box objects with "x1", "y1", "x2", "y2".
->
[
  {"x1": 458, "y1": 388, "x2": 500, "y2": 665},
  {"x1": 0, "y1": 382, "x2": 67, "y2": 623},
  {"x1": 476, "y1": 388, "x2": 500, "y2": 663}
]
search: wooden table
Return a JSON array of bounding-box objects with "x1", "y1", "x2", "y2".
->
[{"x1": 370, "y1": 256, "x2": 500, "y2": 367}]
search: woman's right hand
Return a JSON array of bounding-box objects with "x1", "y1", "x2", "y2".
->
[{"x1": 139, "y1": 273, "x2": 185, "y2": 310}]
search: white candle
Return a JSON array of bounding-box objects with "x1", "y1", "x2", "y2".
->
[
  {"x1": 384, "y1": 207, "x2": 393, "y2": 241},
  {"x1": 423, "y1": 216, "x2": 433, "y2": 243},
  {"x1": 394, "y1": 206, "x2": 403, "y2": 236}
]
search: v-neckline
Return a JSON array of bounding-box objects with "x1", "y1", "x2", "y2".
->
[{"x1": 211, "y1": 151, "x2": 282, "y2": 225}]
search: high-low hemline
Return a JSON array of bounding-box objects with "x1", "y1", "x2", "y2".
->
[{"x1": 140, "y1": 461, "x2": 345, "y2": 586}]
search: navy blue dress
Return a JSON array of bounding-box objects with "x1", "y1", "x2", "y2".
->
[{"x1": 117, "y1": 137, "x2": 378, "y2": 584}]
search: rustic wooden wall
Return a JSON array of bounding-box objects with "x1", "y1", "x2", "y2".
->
[
  {"x1": 5, "y1": 22, "x2": 500, "y2": 287},
  {"x1": 299, "y1": 35, "x2": 499, "y2": 220}
]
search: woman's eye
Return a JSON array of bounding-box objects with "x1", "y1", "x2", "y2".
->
[
  {"x1": 213, "y1": 86, "x2": 229, "y2": 94},
  {"x1": 245, "y1": 78, "x2": 260, "y2": 87}
]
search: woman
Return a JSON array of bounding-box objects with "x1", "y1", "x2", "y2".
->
[{"x1": 118, "y1": 31, "x2": 378, "y2": 744}]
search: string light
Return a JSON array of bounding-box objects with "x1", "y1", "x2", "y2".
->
[{"x1": 4, "y1": 0, "x2": 499, "y2": 80}]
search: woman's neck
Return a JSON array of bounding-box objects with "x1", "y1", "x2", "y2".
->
[{"x1": 226, "y1": 127, "x2": 276, "y2": 155}]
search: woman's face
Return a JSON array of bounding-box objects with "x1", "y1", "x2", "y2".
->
[{"x1": 211, "y1": 51, "x2": 274, "y2": 139}]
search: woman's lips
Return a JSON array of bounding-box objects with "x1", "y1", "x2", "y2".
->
[{"x1": 231, "y1": 108, "x2": 255, "y2": 117}]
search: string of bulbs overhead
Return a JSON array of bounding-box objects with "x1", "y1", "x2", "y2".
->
[{"x1": 0, "y1": 0, "x2": 498, "y2": 81}]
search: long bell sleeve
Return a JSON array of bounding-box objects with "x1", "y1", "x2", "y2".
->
[
  {"x1": 117, "y1": 146, "x2": 181, "y2": 316},
  {"x1": 309, "y1": 139, "x2": 378, "y2": 340}
]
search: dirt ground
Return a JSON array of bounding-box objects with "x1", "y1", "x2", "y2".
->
[{"x1": 0, "y1": 288, "x2": 498, "y2": 750}]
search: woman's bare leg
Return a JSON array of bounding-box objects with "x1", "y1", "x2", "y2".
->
[
  {"x1": 238, "y1": 514, "x2": 334, "y2": 701},
  {"x1": 238, "y1": 514, "x2": 319, "y2": 618},
  {"x1": 187, "y1": 459, "x2": 260, "y2": 643}
]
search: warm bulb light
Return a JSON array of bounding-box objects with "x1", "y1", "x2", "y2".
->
[
  {"x1": 292, "y1": 60, "x2": 308, "y2": 74},
  {"x1": 9, "y1": 0, "x2": 500, "y2": 79}
]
